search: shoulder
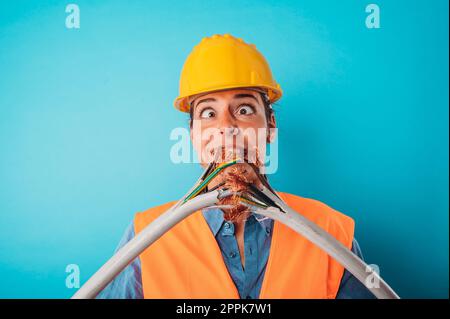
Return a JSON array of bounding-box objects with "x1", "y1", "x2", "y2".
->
[
  {"x1": 277, "y1": 191, "x2": 355, "y2": 240},
  {"x1": 134, "y1": 201, "x2": 176, "y2": 225}
]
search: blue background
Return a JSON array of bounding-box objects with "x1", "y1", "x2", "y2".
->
[{"x1": 0, "y1": 0, "x2": 448, "y2": 298}]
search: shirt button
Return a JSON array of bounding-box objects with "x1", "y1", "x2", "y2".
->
[
  {"x1": 224, "y1": 222, "x2": 230, "y2": 229},
  {"x1": 229, "y1": 252, "x2": 237, "y2": 258},
  {"x1": 265, "y1": 227, "x2": 270, "y2": 234}
]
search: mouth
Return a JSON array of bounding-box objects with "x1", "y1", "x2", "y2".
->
[{"x1": 209, "y1": 146, "x2": 262, "y2": 166}]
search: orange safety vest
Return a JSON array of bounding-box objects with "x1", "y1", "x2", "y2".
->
[{"x1": 134, "y1": 191, "x2": 355, "y2": 299}]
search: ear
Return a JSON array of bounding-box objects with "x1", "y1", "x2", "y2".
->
[
  {"x1": 267, "y1": 112, "x2": 277, "y2": 143},
  {"x1": 189, "y1": 106, "x2": 194, "y2": 142}
]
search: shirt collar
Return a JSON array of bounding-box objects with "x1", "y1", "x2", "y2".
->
[{"x1": 201, "y1": 207, "x2": 273, "y2": 237}]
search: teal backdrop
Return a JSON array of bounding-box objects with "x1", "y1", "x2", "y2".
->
[{"x1": 0, "y1": 0, "x2": 448, "y2": 298}]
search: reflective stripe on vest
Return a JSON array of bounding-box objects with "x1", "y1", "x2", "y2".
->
[{"x1": 133, "y1": 191, "x2": 355, "y2": 299}]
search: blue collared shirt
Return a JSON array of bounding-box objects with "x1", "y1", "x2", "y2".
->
[{"x1": 97, "y1": 208, "x2": 375, "y2": 299}]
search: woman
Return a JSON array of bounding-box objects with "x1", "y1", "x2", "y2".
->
[{"x1": 97, "y1": 34, "x2": 375, "y2": 299}]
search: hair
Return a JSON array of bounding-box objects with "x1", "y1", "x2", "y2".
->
[{"x1": 188, "y1": 92, "x2": 274, "y2": 128}]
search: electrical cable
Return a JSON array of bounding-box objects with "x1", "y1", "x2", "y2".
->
[
  {"x1": 239, "y1": 185, "x2": 400, "y2": 299},
  {"x1": 72, "y1": 154, "x2": 400, "y2": 299},
  {"x1": 72, "y1": 188, "x2": 234, "y2": 299}
]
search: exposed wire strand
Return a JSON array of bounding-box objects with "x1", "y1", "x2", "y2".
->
[{"x1": 183, "y1": 158, "x2": 240, "y2": 203}]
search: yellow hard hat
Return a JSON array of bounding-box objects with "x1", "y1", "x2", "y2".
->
[{"x1": 174, "y1": 34, "x2": 283, "y2": 112}]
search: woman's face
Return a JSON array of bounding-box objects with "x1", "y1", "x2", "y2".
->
[{"x1": 189, "y1": 88, "x2": 276, "y2": 168}]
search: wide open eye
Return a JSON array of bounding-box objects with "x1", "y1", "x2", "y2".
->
[
  {"x1": 236, "y1": 104, "x2": 255, "y2": 116},
  {"x1": 200, "y1": 108, "x2": 216, "y2": 119}
]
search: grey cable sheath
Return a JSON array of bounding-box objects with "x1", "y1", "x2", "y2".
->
[
  {"x1": 247, "y1": 186, "x2": 400, "y2": 299},
  {"x1": 72, "y1": 189, "x2": 232, "y2": 299}
]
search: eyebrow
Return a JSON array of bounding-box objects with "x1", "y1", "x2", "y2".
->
[
  {"x1": 233, "y1": 93, "x2": 258, "y2": 102},
  {"x1": 195, "y1": 97, "x2": 216, "y2": 108},
  {"x1": 194, "y1": 93, "x2": 259, "y2": 109}
]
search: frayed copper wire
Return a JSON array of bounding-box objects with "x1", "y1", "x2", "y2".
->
[
  {"x1": 220, "y1": 167, "x2": 251, "y2": 221},
  {"x1": 211, "y1": 147, "x2": 263, "y2": 221}
]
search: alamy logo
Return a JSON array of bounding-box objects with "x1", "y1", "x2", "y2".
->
[
  {"x1": 169, "y1": 123, "x2": 279, "y2": 174},
  {"x1": 366, "y1": 4, "x2": 381, "y2": 29},
  {"x1": 65, "y1": 4, "x2": 80, "y2": 29},
  {"x1": 65, "y1": 264, "x2": 80, "y2": 289},
  {"x1": 365, "y1": 264, "x2": 381, "y2": 289}
]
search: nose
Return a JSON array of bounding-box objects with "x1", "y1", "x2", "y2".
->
[{"x1": 218, "y1": 111, "x2": 239, "y2": 136}]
